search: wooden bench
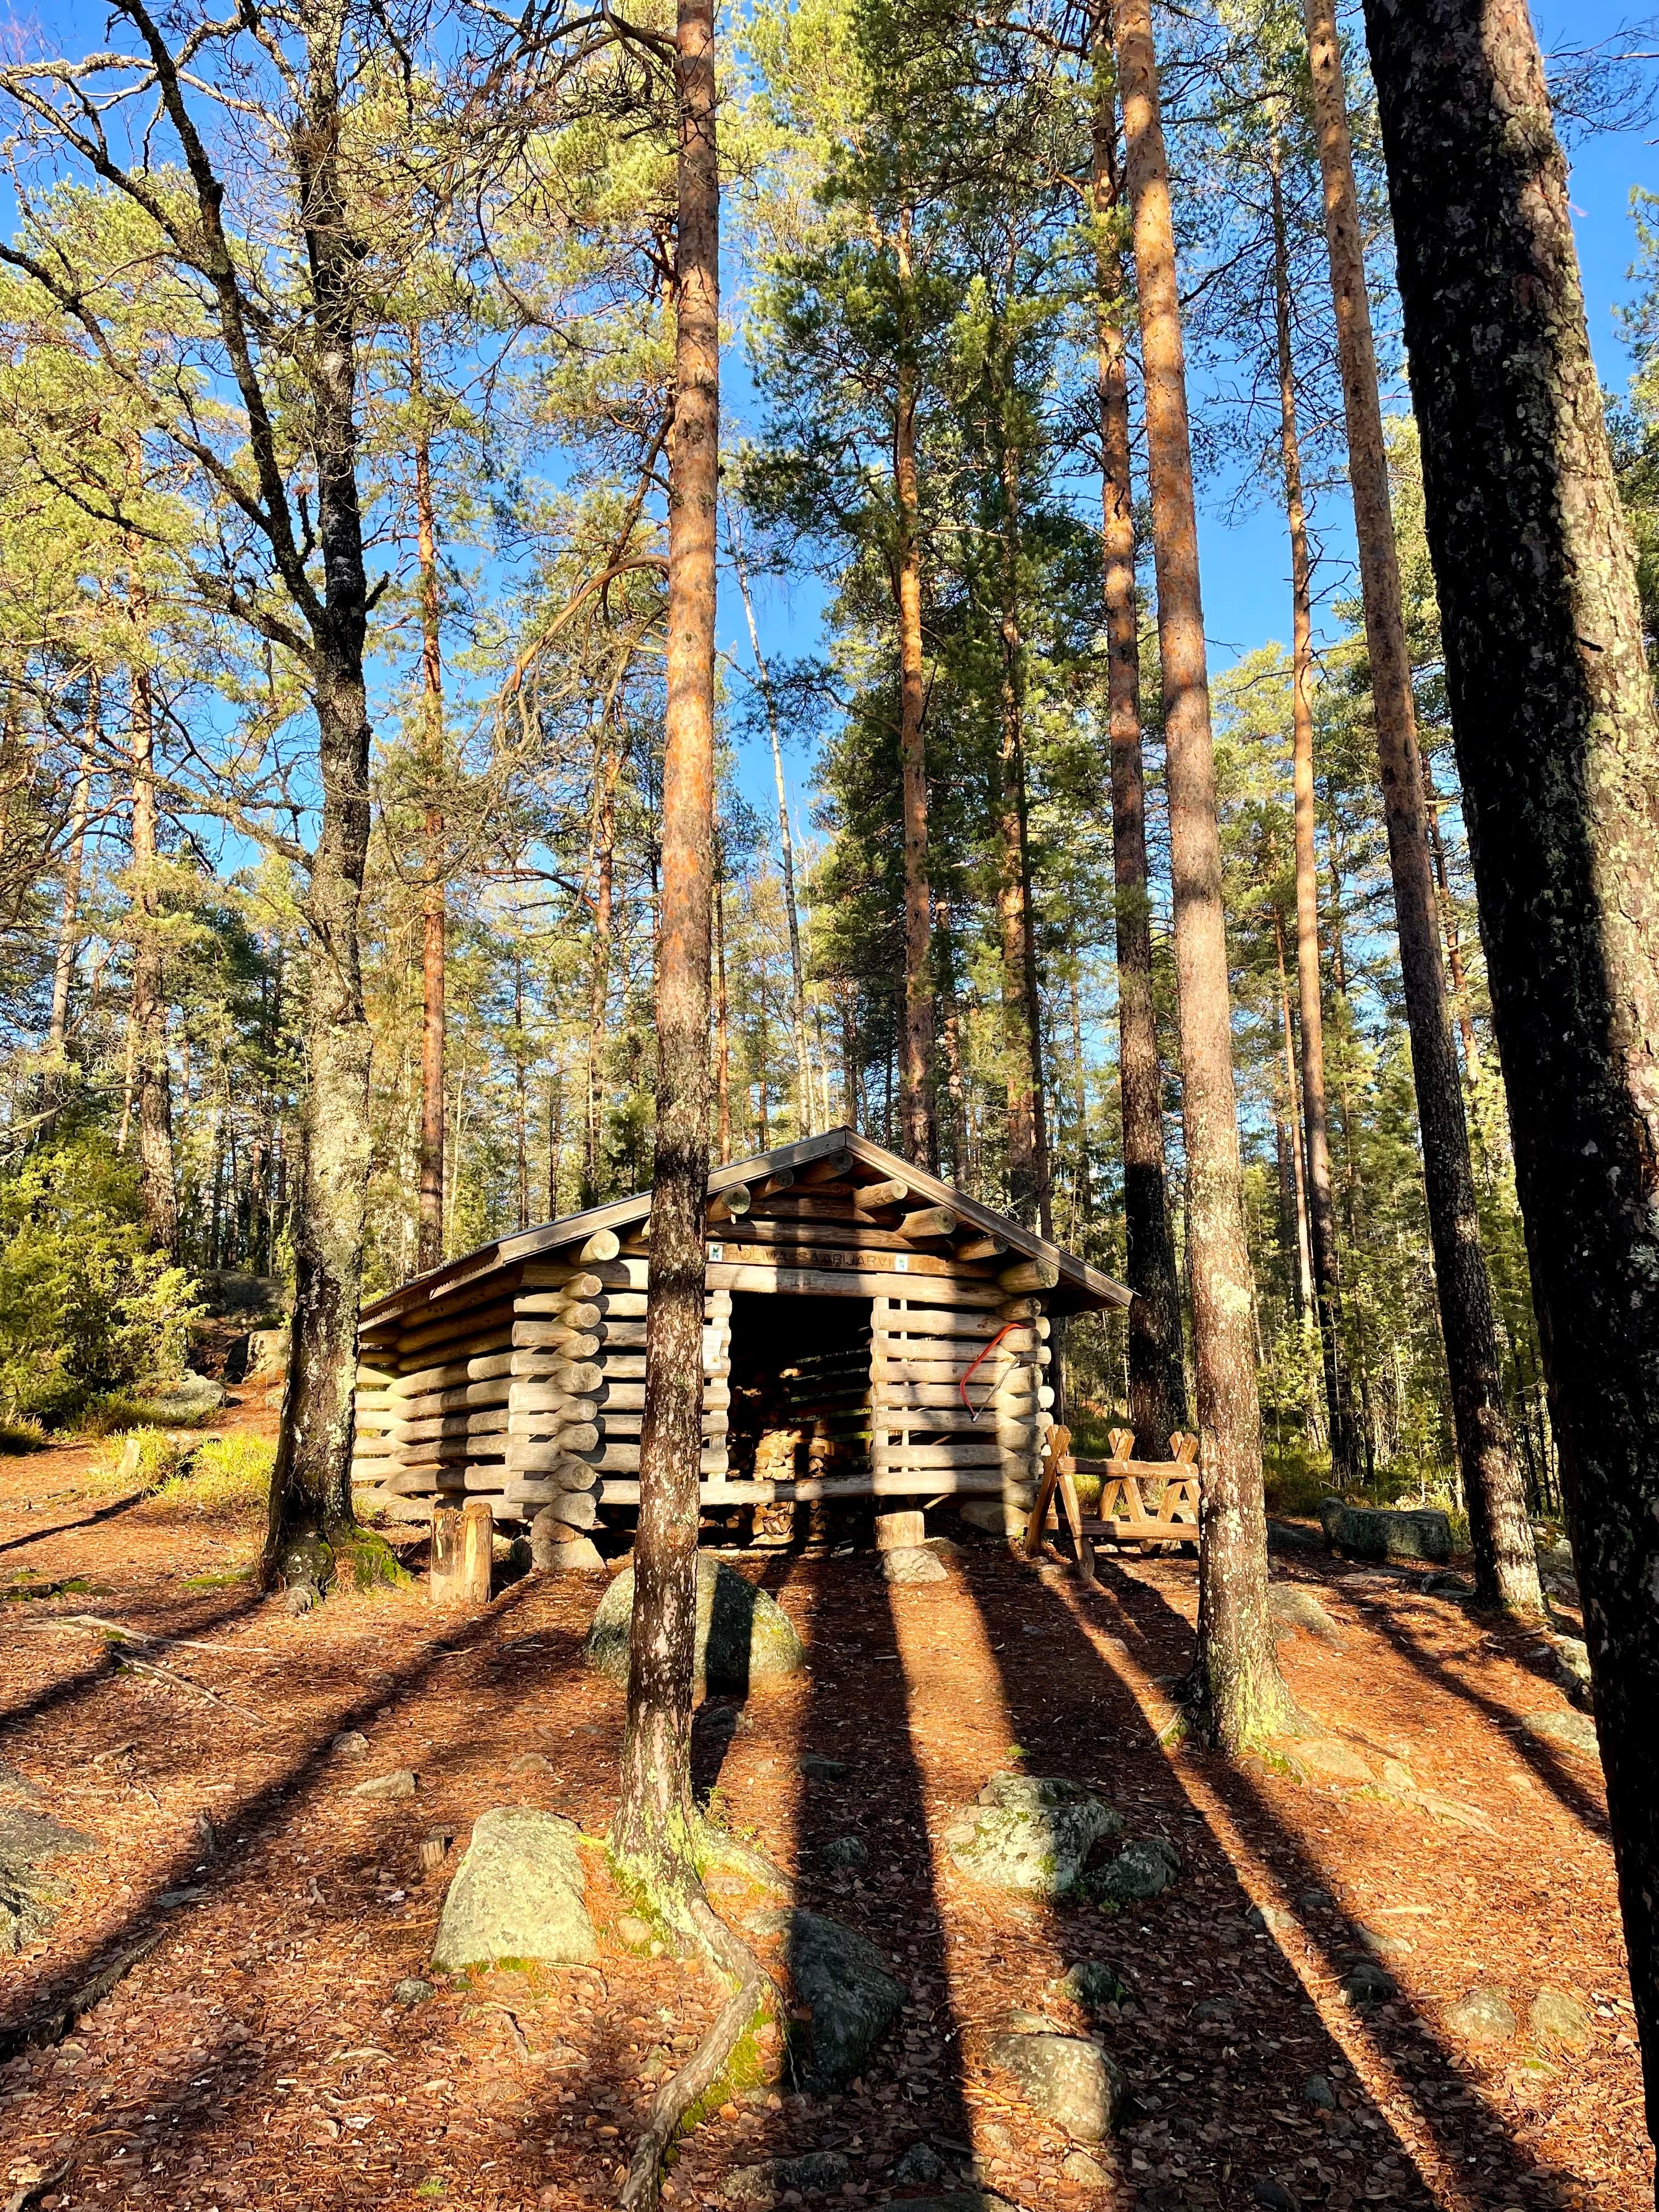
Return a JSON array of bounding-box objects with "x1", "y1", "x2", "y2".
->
[{"x1": 1024, "y1": 1427, "x2": 1201, "y2": 1578}]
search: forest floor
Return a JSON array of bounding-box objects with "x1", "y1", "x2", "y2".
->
[{"x1": 0, "y1": 1402, "x2": 1646, "y2": 2212}]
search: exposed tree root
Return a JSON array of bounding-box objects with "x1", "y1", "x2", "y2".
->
[
  {"x1": 617, "y1": 1891, "x2": 780, "y2": 2212},
  {"x1": 0, "y1": 1929, "x2": 165, "y2": 2067}
]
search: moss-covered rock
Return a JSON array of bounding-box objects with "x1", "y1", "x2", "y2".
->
[
  {"x1": 943, "y1": 1774, "x2": 1121, "y2": 1899},
  {"x1": 431, "y1": 1807, "x2": 596, "y2": 1972},
  {"x1": 1324, "y1": 1504, "x2": 1453, "y2": 1564},
  {"x1": 585, "y1": 1558, "x2": 804, "y2": 1694}
]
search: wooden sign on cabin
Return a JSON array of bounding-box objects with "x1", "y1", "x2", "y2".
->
[{"x1": 351, "y1": 1129, "x2": 1129, "y2": 1544}]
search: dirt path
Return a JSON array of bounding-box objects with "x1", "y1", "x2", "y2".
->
[{"x1": 0, "y1": 1435, "x2": 1644, "y2": 2212}]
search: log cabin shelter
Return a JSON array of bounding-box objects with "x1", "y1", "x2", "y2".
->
[{"x1": 351, "y1": 1128, "x2": 1130, "y2": 1539}]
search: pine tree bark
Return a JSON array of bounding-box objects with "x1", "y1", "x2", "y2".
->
[
  {"x1": 1115, "y1": 0, "x2": 1290, "y2": 1750},
  {"x1": 1092, "y1": 38, "x2": 1188, "y2": 1448},
  {"x1": 1271, "y1": 905, "x2": 1314, "y2": 1316},
  {"x1": 1361, "y1": 0, "x2": 1659, "y2": 2118},
  {"x1": 47, "y1": 685, "x2": 93, "y2": 1072},
  {"x1": 736, "y1": 551, "x2": 814, "y2": 1135},
  {"x1": 413, "y1": 335, "x2": 447, "y2": 1279},
  {"x1": 893, "y1": 212, "x2": 935, "y2": 1169},
  {"x1": 126, "y1": 578, "x2": 177, "y2": 1252},
  {"x1": 585, "y1": 730, "x2": 622, "y2": 1204},
  {"x1": 994, "y1": 405, "x2": 1048, "y2": 1229},
  {"x1": 263, "y1": 13, "x2": 382, "y2": 1590},
  {"x1": 1302, "y1": 0, "x2": 1540, "y2": 1616},
  {"x1": 1269, "y1": 147, "x2": 1353, "y2": 1481},
  {"x1": 612, "y1": 0, "x2": 719, "y2": 1910},
  {"x1": 714, "y1": 854, "x2": 731, "y2": 1164}
]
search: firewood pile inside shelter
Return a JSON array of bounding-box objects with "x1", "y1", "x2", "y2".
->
[{"x1": 352, "y1": 1129, "x2": 1130, "y2": 1543}]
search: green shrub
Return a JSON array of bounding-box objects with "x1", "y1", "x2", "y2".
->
[
  {"x1": 0, "y1": 1130, "x2": 201, "y2": 1425},
  {"x1": 0, "y1": 1417, "x2": 47, "y2": 1454}
]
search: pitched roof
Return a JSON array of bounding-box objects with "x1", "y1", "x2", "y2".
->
[{"x1": 360, "y1": 1126, "x2": 1131, "y2": 1323}]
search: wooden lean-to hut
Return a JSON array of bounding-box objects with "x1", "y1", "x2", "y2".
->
[{"x1": 349, "y1": 1130, "x2": 1129, "y2": 1542}]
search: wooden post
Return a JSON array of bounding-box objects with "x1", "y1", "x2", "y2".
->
[
  {"x1": 430, "y1": 1499, "x2": 493, "y2": 1605},
  {"x1": 875, "y1": 1508, "x2": 926, "y2": 1551}
]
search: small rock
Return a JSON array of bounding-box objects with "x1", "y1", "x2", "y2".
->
[
  {"x1": 132, "y1": 1370, "x2": 227, "y2": 1420},
  {"x1": 1246, "y1": 1903, "x2": 1291, "y2": 1937},
  {"x1": 821, "y1": 1834, "x2": 868, "y2": 1871},
  {"x1": 1549, "y1": 1637, "x2": 1593, "y2": 1707},
  {"x1": 1528, "y1": 1988, "x2": 1591, "y2": 2050},
  {"x1": 332, "y1": 1731, "x2": 369, "y2": 1759},
  {"x1": 751, "y1": 1906, "x2": 905, "y2": 2090},
  {"x1": 1268, "y1": 1585, "x2": 1344, "y2": 1644},
  {"x1": 1447, "y1": 1987, "x2": 1517, "y2": 2045},
  {"x1": 586, "y1": 1558, "x2": 804, "y2": 1691},
  {"x1": 529, "y1": 1517, "x2": 606, "y2": 1575},
  {"x1": 892, "y1": 2141, "x2": 947, "y2": 2186},
  {"x1": 1340, "y1": 1960, "x2": 1397, "y2": 2006},
  {"x1": 1091, "y1": 1834, "x2": 1180, "y2": 1908},
  {"x1": 1061, "y1": 2148, "x2": 1111, "y2": 2188},
  {"x1": 1193, "y1": 1995, "x2": 1234, "y2": 2022},
  {"x1": 394, "y1": 1978, "x2": 435, "y2": 2006},
  {"x1": 1521, "y1": 1707, "x2": 1599, "y2": 1757},
  {"x1": 1350, "y1": 1921, "x2": 1415, "y2": 1962},
  {"x1": 509, "y1": 1752, "x2": 552, "y2": 1774},
  {"x1": 985, "y1": 2030, "x2": 1125, "y2": 2142},
  {"x1": 351, "y1": 1769, "x2": 417, "y2": 1801},
  {"x1": 430, "y1": 1807, "x2": 596, "y2": 1971},
  {"x1": 614, "y1": 1913, "x2": 653, "y2": 1950},
  {"x1": 1304, "y1": 2073, "x2": 1336, "y2": 2109},
  {"x1": 1504, "y1": 2055, "x2": 1556, "y2": 2108},
  {"x1": 880, "y1": 1545, "x2": 947, "y2": 1584},
  {"x1": 946, "y1": 1774, "x2": 1121, "y2": 1899},
  {"x1": 1056, "y1": 1960, "x2": 1125, "y2": 2013},
  {"x1": 1252, "y1": 2180, "x2": 1298, "y2": 2212},
  {"x1": 799, "y1": 1753, "x2": 848, "y2": 1780}
]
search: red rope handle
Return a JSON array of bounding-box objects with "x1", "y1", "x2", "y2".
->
[{"x1": 959, "y1": 1321, "x2": 1020, "y2": 1424}]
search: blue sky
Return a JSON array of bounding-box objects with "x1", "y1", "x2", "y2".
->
[{"x1": 724, "y1": 0, "x2": 1659, "y2": 839}]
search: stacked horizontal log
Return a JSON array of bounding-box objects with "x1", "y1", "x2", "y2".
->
[
  {"x1": 352, "y1": 1255, "x2": 731, "y2": 1525},
  {"x1": 871, "y1": 1289, "x2": 1053, "y2": 1506}
]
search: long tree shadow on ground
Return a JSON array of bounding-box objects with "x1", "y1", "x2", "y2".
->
[
  {"x1": 955, "y1": 1539, "x2": 1592, "y2": 2212},
  {"x1": 672, "y1": 1537, "x2": 978, "y2": 2203}
]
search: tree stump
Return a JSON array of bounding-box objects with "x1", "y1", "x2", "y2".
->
[{"x1": 431, "y1": 1500, "x2": 493, "y2": 1606}]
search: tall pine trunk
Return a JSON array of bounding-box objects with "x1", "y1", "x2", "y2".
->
[
  {"x1": 736, "y1": 552, "x2": 814, "y2": 1135},
  {"x1": 48, "y1": 684, "x2": 93, "y2": 1072},
  {"x1": 126, "y1": 577, "x2": 177, "y2": 1252},
  {"x1": 1301, "y1": 0, "x2": 1540, "y2": 1616},
  {"x1": 893, "y1": 212, "x2": 935, "y2": 1168},
  {"x1": 585, "y1": 731, "x2": 621, "y2": 1204},
  {"x1": 1115, "y1": 0, "x2": 1290, "y2": 1751},
  {"x1": 1360, "y1": 0, "x2": 1659, "y2": 2123},
  {"x1": 413, "y1": 332, "x2": 447, "y2": 1278},
  {"x1": 1269, "y1": 148, "x2": 1353, "y2": 1481},
  {"x1": 1092, "y1": 38, "x2": 1188, "y2": 1447},
  {"x1": 612, "y1": 0, "x2": 719, "y2": 1906},
  {"x1": 262, "y1": 14, "x2": 383, "y2": 1592},
  {"x1": 994, "y1": 406, "x2": 1048, "y2": 1230}
]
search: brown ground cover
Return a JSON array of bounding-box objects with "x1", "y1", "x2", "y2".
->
[{"x1": 0, "y1": 1408, "x2": 1646, "y2": 2212}]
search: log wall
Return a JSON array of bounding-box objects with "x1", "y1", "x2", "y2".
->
[{"x1": 351, "y1": 1159, "x2": 1070, "y2": 1525}]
